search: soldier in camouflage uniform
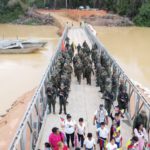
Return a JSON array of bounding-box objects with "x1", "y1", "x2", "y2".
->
[
  {"x1": 58, "y1": 84, "x2": 67, "y2": 114},
  {"x1": 77, "y1": 44, "x2": 82, "y2": 53},
  {"x1": 102, "y1": 83, "x2": 114, "y2": 115},
  {"x1": 111, "y1": 70, "x2": 119, "y2": 101},
  {"x1": 84, "y1": 63, "x2": 94, "y2": 85},
  {"x1": 65, "y1": 36, "x2": 70, "y2": 45},
  {"x1": 46, "y1": 83, "x2": 57, "y2": 114},
  {"x1": 91, "y1": 44, "x2": 98, "y2": 68},
  {"x1": 119, "y1": 79, "x2": 127, "y2": 93},
  {"x1": 73, "y1": 54, "x2": 81, "y2": 76},
  {"x1": 82, "y1": 55, "x2": 92, "y2": 79},
  {"x1": 82, "y1": 41, "x2": 91, "y2": 56},
  {"x1": 95, "y1": 62, "x2": 102, "y2": 87},
  {"x1": 99, "y1": 66, "x2": 108, "y2": 93},
  {"x1": 105, "y1": 59, "x2": 112, "y2": 78},
  {"x1": 74, "y1": 60, "x2": 83, "y2": 84}
]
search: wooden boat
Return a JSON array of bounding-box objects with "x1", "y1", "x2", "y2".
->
[{"x1": 0, "y1": 40, "x2": 47, "y2": 54}]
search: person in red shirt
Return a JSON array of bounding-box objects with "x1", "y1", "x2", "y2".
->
[{"x1": 49, "y1": 127, "x2": 65, "y2": 149}]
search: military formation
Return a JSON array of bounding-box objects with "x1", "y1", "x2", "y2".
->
[
  {"x1": 46, "y1": 37, "x2": 74, "y2": 114},
  {"x1": 93, "y1": 44, "x2": 129, "y2": 115},
  {"x1": 73, "y1": 41, "x2": 94, "y2": 85},
  {"x1": 45, "y1": 36, "x2": 129, "y2": 116}
]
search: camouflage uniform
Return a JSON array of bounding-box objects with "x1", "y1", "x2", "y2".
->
[
  {"x1": 74, "y1": 61, "x2": 83, "y2": 84},
  {"x1": 58, "y1": 84, "x2": 67, "y2": 114},
  {"x1": 99, "y1": 67, "x2": 108, "y2": 93},
  {"x1": 82, "y1": 56, "x2": 92, "y2": 79},
  {"x1": 91, "y1": 48, "x2": 98, "y2": 66},
  {"x1": 82, "y1": 41, "x2": 91, "y2": 56},
  {"x1": 111, "y1": 71, "x2": 119, "y2": 101},
  {"x1": 73, "y1": 54, "x2": 80, "y2": 76},
  {"x1": 102, "y1": 88, "x2": 114, "y2": 115},
  {"x1": 46, "y1": 84, "x2": 57, "y2": 114},
  {"x1": 105, "y1": 60, "x2": 112, "y2": 78},
  {"x1": 84, "y1": 64, "x2": 94, "y2": 85},
  {"x1": 77, "y1": 44, "x2": 82, "y2": 53},
  {"x1": 95, "y1": 62, "x2": 102, "y2": 86}
]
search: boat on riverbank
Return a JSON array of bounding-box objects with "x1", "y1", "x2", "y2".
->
[{"x1": 0, "y1": 40, "x2": 47, "y2": 54}]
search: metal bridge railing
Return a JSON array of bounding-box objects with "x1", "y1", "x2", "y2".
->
[
  {"x1": 84, "y1": 24, "x2": 150, "y2": 134},
  {"x1": 9, "y1": 26, "x2": 69, "y2": 150}
]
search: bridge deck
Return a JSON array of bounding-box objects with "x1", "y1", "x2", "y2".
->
[{"x1": 38, "y1": 28, "x2": 132, "y2": 150}]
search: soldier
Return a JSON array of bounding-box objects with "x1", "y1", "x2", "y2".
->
[
  {"x1": 84, "y1": 63, "x2": 94, "y2": 85},
  {"x1": 112, "y1": 71, "x2": 119, "y2": 101},
  {"x1": 63, "y1": 62, "x2": 73, "y2": 76},
  {"x1": 51, "y1": 72, "x2": 61, "y2": 89},
  {"x1": 73, "y1": 54, "x2": 80, "y2": 76},
  {"x1": 95, "y1": 62, "x2": 101, "y2": 87},
  {"x1": 99, "y1": 66, "x2": 108, "y2": 93},
  {"x1": 117, "y1": 88, "x2": 129, "y2": 112},
  {"x1": 119, "y1": 79, "x2": 127, "y2": 93},
  {"x1": 58, "y1": 84, "x2": 67, "y2": 114},
  {"x1": 82, "y1": 41, "x2": 91, "y2": 56},
  {"x1": 81, "y1": 54, "x2": 89, "y2": 79},
  {"x1": 75, "y1": 60, "x2": 83, "y2": 84},
  {"x1": 100, "y1": 51, "x2": 107, "y2": 67},
  {"x1": 65, "y1": 36, "x2": 70, "y2": 45},
  {"x1": 105, "y1": 60, "x2": 112, "y2": 78},
  {"x1": 77, "y1": 44, "x2": 82, "y2": 53},
  {"x1": 91, "y1": 43, "x2": 98, "y2": 60},
  {"x1": 46, "y1": 84, "x2": 57, "y2": 114},
  {"x1": 102, "y1": 86, "x2": 114, "y2": 115}
]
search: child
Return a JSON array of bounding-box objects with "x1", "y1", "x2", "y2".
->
[
  {"x1": 84, "y1": 133, "x2": 96, "y2": 150},
  {"x1": 106, "y1": 138, "x2": 117, "y2": 150},
  {"x1": 97, "y1": 122, "x2": 109, "y2": 150},
  {"x1": 114, "y1": 129, "x2": 122, "y2": 149},
  {"x1": 110, "y1": 113, "x2": 121, "y2": 139},
  {"x1": 77, "y1": 118, "x2": 86, "y2": 148},
  {"x1": 45, "y1": 142, "x2": 51, "y2": 150},
  {"x1": 126, "y1": 136, "x2": 139, "y2": 150}
]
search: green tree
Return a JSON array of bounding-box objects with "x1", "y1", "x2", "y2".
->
[{"x1": 134, "y1": 2, "x2": 150, "y2": 26}]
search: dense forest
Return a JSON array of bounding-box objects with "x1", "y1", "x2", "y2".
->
[{"x1": 0, "y1": 0, "x2": 150, "y2": 26}]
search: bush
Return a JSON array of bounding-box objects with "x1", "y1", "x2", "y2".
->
[
  {"x1": 134, "y1": 3, "x2": 150, "y2": 27},
  {"x1": 0, "y1": 4, "x2": 24, "y2": 23}
]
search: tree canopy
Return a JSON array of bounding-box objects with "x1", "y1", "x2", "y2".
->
[{"x1": 0, "y1": 0, "x2": 150, "y2": 26}]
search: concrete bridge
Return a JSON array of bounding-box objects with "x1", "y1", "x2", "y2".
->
[{"x1": 9, "y1": 25, "x2": 150, "y2": 150}]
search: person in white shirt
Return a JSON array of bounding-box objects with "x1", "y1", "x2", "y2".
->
[
  {"x1": 84, "y1": 133, "x2": 96, "y2": 150},
  {"x1": 77, "y1": 118, "x2": 86, "y2": 148},
  {"x1": 106, "y1": 138, "x2": 117, "y2": 150},
  {"x1": 93, "y1": 104, "x2": 108, "y2": 128},
  {"x1": 62, "y1": 114, "x2": 76, "y2": 148},
  {"x1": 97, "y1": 122, "x2": 109, "y2": 150}
]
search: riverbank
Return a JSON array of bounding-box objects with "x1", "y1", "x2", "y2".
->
[
  {"x1": 83, "y1": 14, "x2": 133, "y2": 26},
  {"x1": 38, "y1": 9, "x2": 134, "y2": 27},
  {"x1": 0, "y1": 88, "x2": 35, "y2": 149}
]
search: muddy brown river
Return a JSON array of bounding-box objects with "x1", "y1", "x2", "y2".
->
[
  {"x1": 0, "y1": 24, "x2": 59, "y2": 115},
  {"x1": 95, "y1": 26, "x2": 150, "y2": 89},
  {"x1": 0, "y1": 24, "x2": 150, "y2": 115}
]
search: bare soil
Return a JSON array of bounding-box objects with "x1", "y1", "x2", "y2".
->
[{"x1": 0, "y1": 88, "x2": 36, "y2": 149}]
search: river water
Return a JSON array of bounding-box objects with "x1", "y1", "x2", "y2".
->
[
  {"x1": 95, "y1": 26, "x2": 150, "y2": 89},
  {"x1": 0, "y1": 24, "x2": 59, "y2": 115},
  {"x1": 0, "y1": 24, "x2": 150, "y2": 115}
]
